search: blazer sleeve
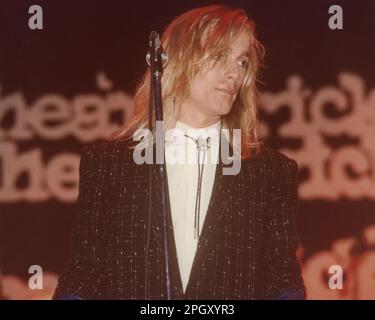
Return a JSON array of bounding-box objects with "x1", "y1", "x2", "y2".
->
[
  {"x1": 263, "y1": 157, "x2": 306, "y2": 300},
  {"x1": 53, "y1": 143, "x2": 108, "y2": 300}
]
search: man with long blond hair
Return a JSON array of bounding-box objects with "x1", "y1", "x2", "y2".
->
[{"x1": 54, "y1": 5, "x2": 305, "y2": 300}]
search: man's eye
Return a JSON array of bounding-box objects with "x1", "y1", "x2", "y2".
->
[
  {"x1": 212, "y1": 52, "x2": 227, "y2": 60},
  {"x1": 239, "y1": 59, "x2": 249, "y2": 68}
]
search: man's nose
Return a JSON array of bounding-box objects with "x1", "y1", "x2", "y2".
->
[{"x1": 225, "y1": 60, "x2": 240, "y2": 81}]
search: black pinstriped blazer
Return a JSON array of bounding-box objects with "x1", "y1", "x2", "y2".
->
[{"x1": 53, "y1": 137, "x2": 305, "y2": 300}]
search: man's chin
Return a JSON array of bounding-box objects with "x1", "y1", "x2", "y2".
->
[
  {"x1": 205, "y1": 104, "x2": 233, "y2": 117},
  {"x1": 219, "y1": 105, "x2": 233, "y2": 116}
]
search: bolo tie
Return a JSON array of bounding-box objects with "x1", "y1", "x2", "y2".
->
[{"x1": 183, "y1": 134, "x2": 211, "y2": 240}]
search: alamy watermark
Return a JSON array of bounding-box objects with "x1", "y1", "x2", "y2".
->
[
  {"x1": 328, "y1": 264, "x2": 343, "y2": 290},
  {"x1": 132, "y1": 121, "x2": 242, "y2": 175},
  {"x1": 28, "y1": 265, "x2": 43, "y2": 290},
  {"x1": 328, "y1": 5, "x2": 343, "y2": 30},
  {"x1": 28, "y1": 5, "x2": 43, "y2": 30}
]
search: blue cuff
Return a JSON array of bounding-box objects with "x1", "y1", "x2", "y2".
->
[
  {"x1": 53, "y1": 294, "x2": 84, "y2": 300},
  {"x1": 274, "y1": 289, "x2": 305, "y2": 300}
]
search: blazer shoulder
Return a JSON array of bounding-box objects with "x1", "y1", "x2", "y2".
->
[
  {"x1": 250, "y1": 143, "x2": 298, "y2": 179},
  {"x1": 80, "y1": 137, "x2": 132, "y2": 163}
]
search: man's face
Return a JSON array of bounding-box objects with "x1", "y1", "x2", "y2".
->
[{"x1": 184, "y1": 30, "x2": 251, "y2": 118}]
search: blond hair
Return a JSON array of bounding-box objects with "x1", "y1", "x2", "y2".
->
[{"x1": 111, "y1": 4, "x2": 265, "y2": 159}]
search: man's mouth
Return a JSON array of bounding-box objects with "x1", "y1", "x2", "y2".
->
[{"x1": 214, "y1": 87, "x2": 235, "y2": 96}]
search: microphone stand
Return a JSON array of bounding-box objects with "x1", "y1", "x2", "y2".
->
[{"x1": 144, "y1": 31, "x2": 172, "y2": 300}]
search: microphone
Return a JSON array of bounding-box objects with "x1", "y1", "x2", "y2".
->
[
  {"x1": 146, "y1": 31, "x2": 168, "y2": 69},
  {"x1": 144, "y1": 30, "x2": 172, "y2": 300}
]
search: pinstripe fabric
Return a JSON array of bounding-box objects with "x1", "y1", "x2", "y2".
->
[{"x1": 53, "y1": 137, "x2": 305, "y2": 300}]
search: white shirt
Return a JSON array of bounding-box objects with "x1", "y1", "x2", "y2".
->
[{"x1": 165, "y1": 120, "x2": 221, "y2": 293}]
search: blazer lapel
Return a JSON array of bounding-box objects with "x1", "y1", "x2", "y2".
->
[
  {"x1": 145, "y1": 133, "x2": 239, "y2": 299},
  {"x1": 148, "y1": 146, "x2": 184, "y2": 298},
  {"x1": 184, "y1": 132, "x2": 238, "y2": 296}
]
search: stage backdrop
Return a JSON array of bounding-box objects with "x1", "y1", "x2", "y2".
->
[{"x1": 0, "y1": 0, "x2": 374, "y2": 299}]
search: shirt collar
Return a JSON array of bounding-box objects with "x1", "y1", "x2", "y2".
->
[
  {"x1": 166, "y1": 120, "x2": 221, "y2": 144},
  {"x1": 175, "y1": 119, "x2": 221, "y2": 134}
]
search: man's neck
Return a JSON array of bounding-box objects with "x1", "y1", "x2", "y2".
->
[{"x1": 177, "y1": 112, "x2": 221, "y2": 129}]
